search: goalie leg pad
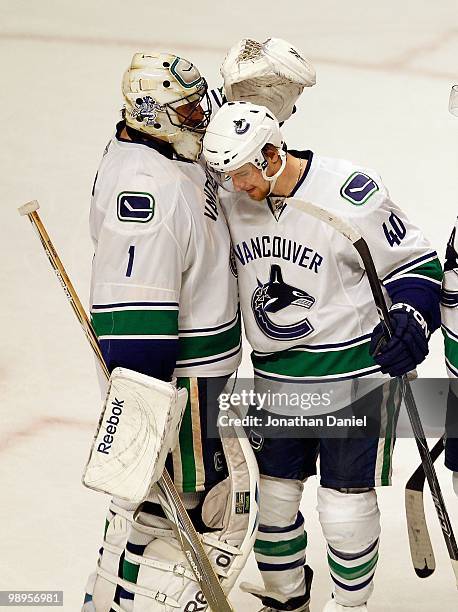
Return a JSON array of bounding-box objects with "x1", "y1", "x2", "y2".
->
[
  {"x1": 88, "y1": 401, "x2": 260, "y2": 610},
  {"x1": 200, "y1": 405, "x2": 260, "y2": 591},
  {"x1": 83, "y1": 368, "x2": 187, "y2": 503},
  {"x1": 89, "y1": 497, "x2": 206, "y2": 611},
  {"x1": 84, "y1": 497, "x2": 137, "y2": 612},
  {"x1": 317, "y1": 487, "x2": 380, "y2": 607}
]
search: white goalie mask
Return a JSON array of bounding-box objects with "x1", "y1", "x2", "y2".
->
[
  {"x1": 122, "y1": 52, "x2": 211, "y2": 160},
  {"x1": 221, "y1": 37, "x2": 316, "y2": 123},
  {"x1": 204, "y1": 101, "x2": 287, "y2": 193}
]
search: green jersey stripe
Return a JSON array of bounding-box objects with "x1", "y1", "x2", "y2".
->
[
  {"x1": 254, "y1": 533, "x2": 308, "y2": 557},
  {"x1": 91, "y1": 309, "x2": 178, "y2": 337},
  {"x1": 443, "y1": 329, "x2": 458, "y2": 368},
  {"x1": 177, "y1": 316, "x2": 241, "y2": 361},
  {"x1": 386, "y1": 257, "x2": 443, "y2": 284},
  {"x1": 176, "y1": 378, "x2": 197, "y2": 492},
  {"x1": 328, "y1": 551, "x2": 379, "y2": 581},
  {"x1": 252, "y1": 341, "x2": 376, "y2": 378}
]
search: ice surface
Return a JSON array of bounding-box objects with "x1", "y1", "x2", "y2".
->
[{"x1": 2, "y1": 2, "x2": 458, "y2": 609}]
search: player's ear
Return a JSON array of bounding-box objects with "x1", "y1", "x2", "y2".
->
[{"x1": 262, "y1": 143, "x2": 280, "y2": 165}]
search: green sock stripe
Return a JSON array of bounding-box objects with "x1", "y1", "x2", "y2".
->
[
  {"x1": 122, "y1": 559, "x2": 139, "y2": 584},
  {"x1": 328, "y1": 551, "x2": 379, "y2": 581},
  {"x1": 177, "y1": 377, "x2": 196, "y2": 491},
  {"x1": 104, "y1": 519, "x2": 109, "y2": 538},
  {"x1": 254, "y1": 532, "x2": 307, "y2": 557}
]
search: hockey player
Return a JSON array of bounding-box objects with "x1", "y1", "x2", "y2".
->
[
  {"x1": 441, "y1": 84, "x2": 458, "y2": 496},
  {"x1": 82, "y1": 52, "x2": 257, "y2": 611},
  {"x1": 83, "y1": 39, "x2": 318, "y2": 611},
  {"x1": 203, "y1": 102, "x2": 442, "y2": 611}
]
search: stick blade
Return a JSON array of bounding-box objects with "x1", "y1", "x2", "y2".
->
[
  {"x1": 405, "y1": 487, "x2": 436, "y2": 577},
  {"x1": 18, "y1": 200, "x2": 40, "y2": 215}
]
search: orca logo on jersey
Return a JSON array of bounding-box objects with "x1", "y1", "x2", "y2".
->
[
  {"x1": 251, "y1": 264, "x2": 315, "y2": 341},
  {"x1": 117, "y1": 191, "x2": 155, "y2": 222}
]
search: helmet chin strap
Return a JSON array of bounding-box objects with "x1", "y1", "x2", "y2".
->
[{"x1": 261, "y1": 149, "x2": 287, "y2": 195}]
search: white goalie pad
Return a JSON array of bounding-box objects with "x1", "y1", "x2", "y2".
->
[
  {"x1": 221, "y1": 37, "x2": 316, "y2": 122},
  {"x1": 85, "y1": 405, "x2": 260, "y2": 611},
  {"x1": 200, "y1": 405, "x2": 260, "y2": 592},
  {"x1": 83, "y1": 368, "x2": 187, "y2": 503}
]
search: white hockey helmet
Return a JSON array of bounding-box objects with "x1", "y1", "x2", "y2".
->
[
  {"x1": 122, "y1": 52, "x2": 211, "y2": 160},
  {"x1": 221, "y1": 37, "x2": 316, "y2": 123},
  {"x1": 203, "y1": 101, "x2": 287, "y2": 192}
]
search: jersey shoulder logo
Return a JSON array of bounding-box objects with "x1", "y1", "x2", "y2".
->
[
  {"x1": 340, "y1": 172, "x2": 379, "y2": 206},
  {"x1": 117, "y1": 191, "x2": 155, "y2": 223},
  {"x1": 251, "y1": 264, "x2": 315, "y2": 341}
]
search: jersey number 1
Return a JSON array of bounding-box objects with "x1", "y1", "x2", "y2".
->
[{"x1": 126, "y1": 245, "x2": 135, "y2": 277}]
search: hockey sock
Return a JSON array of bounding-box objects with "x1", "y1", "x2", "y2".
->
[{"x1": 317, "y1": 487, "x2": 380, "y2": 607}]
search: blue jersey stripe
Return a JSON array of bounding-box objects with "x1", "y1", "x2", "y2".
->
[
  {"x1": 175, "y1": 344, "x2": 242, "y2": 369},
  {"x1": 99, "y1": 337, "x2": 178, "y2": 380},
  {"x1": 253, "y1": 333, "x2": 372, "y2": 356},
  {"x1": 179, "y1": 311, "x2": 240, "y2": 335},
  {"x1": 382, "y1": 252, "x2": 437, "y2": 282},
  {"x1": 92, "y1": 301, "x2": 178, "y2": 309}
]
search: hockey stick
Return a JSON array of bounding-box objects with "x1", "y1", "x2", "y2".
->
[
  {"x1": 405, "y1": 436, "x2": 444, "y2": 577},
  {"x1": 287, "y1": 197, "x2": 458, "y2": 587},
  {"x1": 18, "y1": 200, "x2": 233, "y2": 612}
]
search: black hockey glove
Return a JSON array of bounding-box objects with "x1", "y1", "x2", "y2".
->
[{"x1": 369, "y1": 303, "x2": 430, "y2": 377}]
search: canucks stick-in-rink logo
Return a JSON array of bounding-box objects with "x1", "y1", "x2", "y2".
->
[
  {"x1": 251, "y1": 264, "x2": 315, "y2": 340},
  {"x1": 234, "y1": 118, "x2": 250, "y2": 134}
]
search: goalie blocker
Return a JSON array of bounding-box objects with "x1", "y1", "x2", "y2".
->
[{"x1": 83, "y1": 368, "x2": 188, "y2": 503}]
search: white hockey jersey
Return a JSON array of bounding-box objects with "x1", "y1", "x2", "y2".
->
[
  {"x1": 223, "y1": 151, "x2": 442, "y2": 383},
  {"x1": 90, "y1": 124, "x2": 241, "y2": 378},
  {"x1": 441, "y1": 218, "x2": 458, "y2": 378}
]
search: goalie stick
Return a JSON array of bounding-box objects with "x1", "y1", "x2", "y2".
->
[
  {"x1": 18, "y1": 200, "x2": 233, "y2": 612},
  {"x1": 405, "y1": 436, "x2": 444, "y2": 577},
  {"x1": 287, "y1": 197, "x2": 458, "y2": 588}
]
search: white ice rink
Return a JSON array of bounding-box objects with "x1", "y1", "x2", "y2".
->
[{"x1": 2, "y1": 1, "x2": 458, "y2": 609}]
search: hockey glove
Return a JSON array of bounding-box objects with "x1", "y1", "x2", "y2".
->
[{"x1": 369, "y1": 303, "x2": 430, "y2": 377}]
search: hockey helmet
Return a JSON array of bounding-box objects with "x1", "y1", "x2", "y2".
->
[
  {"x1": 203, "y1": 101, "x2": 286, "y2": 191},
  {"x1": 122, "y1": 52, "x2": 211, "y2": 160}
]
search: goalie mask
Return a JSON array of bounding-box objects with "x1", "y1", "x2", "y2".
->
[
  {"x1": 122, "y1": 52, "x2": 211, "y2": 161},
  {"x1": 204, "y1": 101, "x2": 287, "y2": 194},
  {"x1": 221, "y1": 37, "x2": 316, "y2": 123}
]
